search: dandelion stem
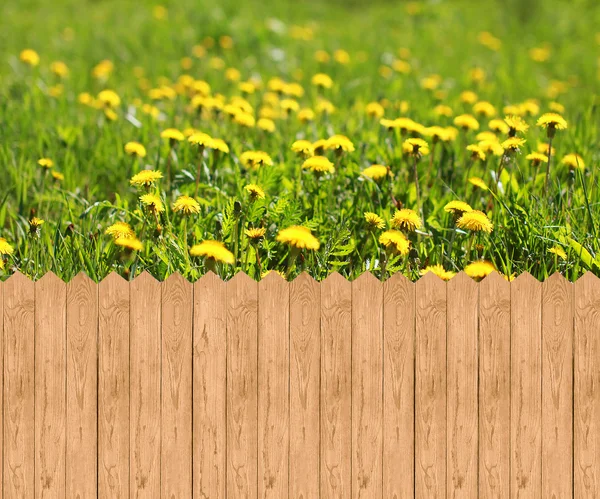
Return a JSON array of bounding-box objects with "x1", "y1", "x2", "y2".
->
[{"x1": 544, "y1": 136, "x2": 554, "y2": 197}]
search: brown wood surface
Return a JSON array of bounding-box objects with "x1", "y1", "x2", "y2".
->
[
  {"x1": 161, "y1": 273, "x2": 193, "y2": 498},
  {"x1": 383, "y1": 273, "x2": 415, "y2": 499},
  {"x1": 447, "y1": 272, "x2": 478, "y2": 498},
  {"x1": 574, "y1": 273, "x2": 600, "y2": 498},
  {"x1": 415, "y1": 272, "x2": 447, "y2": 498},
  {"x1": 541, "y1": 273, "x2": 573, "y2": 498},
  {"x1": 66, "y1": 273, "x2": 98, "y2": 498},
  {"x1": 320, "y1": 272, "x2": 352, "y2": 499},
  {"x1": 511, "y1": 272, "x2": 542, "y2": 499},
  {"x1": 98, "y1": 272, "x2": 130, "y2": 498},
  {"x1": 289, "y1": 273, "x2": 321, "y2": 499},
  {"x1": 130, "y1": 272, "x2": 161, "y2": 498},
  {"x1": 4, "y1": 273, "x2": 35, "y2": 497},
  {"x1": 193, "y1": 272, "x2": 227, "y2": 498},
  {"x1": 35, "y1": 272, "x2": 67, "y2": 497},
  {"x1": 352, "y1": 272, "x2": 383, "y2": 499},
  {"x1": 227, "y1": 272, "x2": 258, "y2": 499},
  {"x1": 258, "y1": 272, "x2": 290, "y2": 498},
  {"x1": 478, "y1": 272, "x2": 510, "y2": 499}
]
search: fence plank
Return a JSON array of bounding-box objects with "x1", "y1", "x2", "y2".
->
[
  {"x1": 98, "y1": 272, "x2": 130, "y2": 498},
  {"x1": 161, "y1": 273, "x2": 192, "y2": 498},
  {"x1": 289, "y1": 273, "x2": 320, "y2": 499},
  {"x1": 541, "y1": 273, "x2": 573, "y2": 498},
  {"x1": 383, "y1": 273, "x2": 414, "y2": 498},
  {"x1": 227, "y1": 272, "x2": 258, "y2": 499},
  {"x1": 258, "y1": 272, "x2": 290, "y2": 498},
  {"x1": 352, "y1": 272, "x2": 383, "y2": 498},
  {"x1": 193, "y1": 272, "x2": 227, "y2": 499},
  {"x1": 574, "y1": 273, "x2": 600, "y2": 497},
  {"x1": 66, "y1": 273, "x2": 98, "y2": 497},
  {"x1": 130, "y1": 271, "x2": 161, "y2": 497},
  {"x1": 4, "y1": 272, "x2": 35, "y2": 496},
  {"x1": 447, "y1": 272, "x2": 478, "y2": 498},
  {"x1": 478, "y1": 272, "x2": 510, "y2": 499},
  {"x1": 511, "y1": 272, "x2": 542, "y2": 499},
  {"x1": 321, "y1": 272, "x2": 352, "y2": 499},
  {"x1": 35, "y1": 273, "x2": 67, "y2": 496},
  {"x1": 415, "y1": 272, "x2": 447, "y2": 498}
]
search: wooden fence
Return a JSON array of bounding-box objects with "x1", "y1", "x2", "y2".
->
[{"x1": 0, "y1": 270, "x2": 598, "y2": 498}]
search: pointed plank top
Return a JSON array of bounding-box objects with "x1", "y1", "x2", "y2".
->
[
  {"x1": 5, "y1": 270, "x2": 34, "y2": 284},
  {"x1": 68, "y1": 271, "x2": 95, "y2": 285},
  {"x1": 416, "y1": 269, "x2": 446, "y2": 287},
  {"x1": 99, "y1": 271, "x2": 128, "y2": 285},
  {"x1": 289, "y1": 271, "x2": 317, "y2": 285},
  {"x1": 384, "y1": 272, "x2": 412, "y2": 286},
  {"x1": 512, "y1": 271, "x2": 541, "y2": 284},
  {"x1": 228, "y1": 271, "x2": 256, "y2": 285},
  {"x1": 164, "y1": 272, "x2": 192, "y2": 286},
  {"x1": 575, "y1": 271, "x2": 600, "y2": 286},
  {"x1": 544, "y1": 272, "x2": 570, "y2": 285},
  {"x1": 131, "y1": 270, "x2": 160, "y2": 285},
  {"x1": 260, "y1": 270, "x2": 287, "y2": 284},
  {"x1": 448, "y1": 270, "x2": 477, "y2": 286},
  {"x1": 195, "y1": 270, "x2": 225, "y2": 285},
  {"x1": 322, "y1": 271, "x2": 349, "y2": 285},
  {"x1": 37, "y1": 271, "x2": 64, "y2": 285},
  {"x1": 352, "y1": 271, "x2": 381, "y2": 284}
]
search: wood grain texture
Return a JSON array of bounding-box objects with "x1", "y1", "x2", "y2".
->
[
  {"x1": 511, "y1": 272, "x2": 542, "y2": 499},
  {"x1": 258, "y1": 272, "x2": 290, "y2": 498},
  {"x1": 320, "y1": 272, "x2": 352, "y2": 499},
  {"x1": 193, "y1": 272, "x2": 227, "y2": 499},
  {"x1": 227, "y1": 272, "x2": 258, "y2": 499},
  {"x1": 352, "y1": 272, "x2": 383, "y2": 499},
  {"x1": 415, "y1": 272, "x2": 447, "y2": 499},
  {"x1": 383, "y1": 273, "x2": 415, "y2": 499},
  {"x1": 98, "y1": 272, "x2": 130, "y2": 498},
  {"x1": 161, "y1": 273, "x2": 192, "y2": 498},
  {"x1": 447, "y1": 272, "x2": 478, "y2": 498},
  {"x1": 4, "y1": 272, "x2": 35, "y2": 497},
  {"x1": 130, "y1": 272, "x2": 161, "y2": 498},
  {"x1": 541, "y1": 273, "x2": 573, "y2": 499},
  {"x1": 574, "y1": 273, "x2": 600, "y2": 498},
  {"x1": 66, "y1": 273, "x2": 98, "y2": 498},
  {"x1": 289, "y1": 273, "x2": 320, "y2": 499},
  {"x1": 35, "y1": 272, "x2": 67, "y2": 497},
  {"x1": 478, "y1": 272, "x2": 510, "y2": 499}
]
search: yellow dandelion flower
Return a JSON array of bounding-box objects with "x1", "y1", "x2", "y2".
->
[
  {"x1": 19, "y1": 48, "x2": 40, "y2": 66},
  {"x1": 190, "y1": 240, "x2": 234, "y2": 264},
  {"x1": 188, "y1": 132, "x2": 212, "y2": 147},
  {"x1": 257, "y1": 118, "x2": 276, "y2": 133},
  {"x1": 537, "y1": 113, "x2": 568, "y2": 137},
  {"x1": 391, "y1": 209, "x2": 422, "y2": 232},
  {"x1": 488, "y1": 119, "x2": 510, "y2": 134},
  {"x1": 161, "y1": 128, "x2": 185, "y2": 142},
  {"x1": 562, "y1": 153, "x2": 585, "y2": 170},
  {"x1": 315, "y1": 99, "x2": 335, "y2": 115},
  {"x1": 473, "y1": 101, "x2": 496, "y2": 117},
  {"x1": 302, "y1": 156, "x2": 335, "y2": 174},
  {"x1": 549, "y1": 102, "x2": 565, "y2": 114},
  {"x1": 453, "y1": 114, "x2": 480, "y2": 131},
  {"x1": 51, "y1": 171, "x2": 64, "y2": 181},
  {"x1": 501, "y1": 137, "x2": 526, "y2": 153},
  {"x1": 361, "y1": 165, "x2": 390, "y2": 181},
  {"x1": 0, "y1": 237, "x2": 15, "y2": 255},
  {"x1": 526, "y1": 152, "x2": 548, "y2": 165},
  {"x1": 425, "y1": 126, "x2": 450, "y2": 142},
  {"x1": 124, "y1": 142, "x2": 147, "y2": 158},
  {"x1": 97, "y1": 89, "x2": 121, "y2": 108},
  {"x1": 537, "y1": 141, "x2": 556, "y2": 155},
  {"x1": 311, "y1": 73, "x2": 333, "y2": 89},
  {"x1": 172, "y1": 196, "x2": 200, "y2": 215},
  {"x1": 277, "y1": 226, "x2": 320, "y2": 250},
  {"x1": 244, "y1": 184, "x2": 266, "y2": 199},
  {"x1": 240, "y1": 151, "x2": 273, "y2": 169},
  {"x1": 467, "y1": 144, "x2": 486, "y2": 161},
  {"x1": 402, "y1": 138, "x2": 430, "y2": 157},
  {"x1": 504, "y1": 115, "x2": 529, "y2": 135},
  {"x1": 548, "y1": 246, "x2": 567, "y2": 260},
  {"x1": 50, "y1": 61, "x2": 69, "y2": 78},
  {"x1": 297, "y1": 108, "x2": 315, "y2": 122},
  {"x1": 105, "y1": 222, "x2": 135, "y2": 239},
  {"x1": 468, "y1": 177, "x2": 489, "y2": 190},
  {"x1": 245, "y1": 227, "x2": 267, "y2": 239},
  {"x1": 325, "y1": 135, "x2": 355, "y2": 153},
  {"x1": 379, "y1": 230, "x2": 410, "y2": 256},
  {"x1": 433, "y1": 104, "x2": 453, "y2": 117},
  {"x1": 234, "y1": 112, "x2": 256, "y2": 128},
  {"x1": 478, "y1": 140, "x2": 505, "y2": 156},
  {"x1": 444, "y1": 200, "x2": 473, "y2": 216},
  {"x1": 365, "y1": 102, "x2": 385, "y2": 118},
  {"x1": 139, "y1": 194, "x2": 165, "y2": 213},
  {"x1": 464, "y1": 260, "x2": 496, "y2": 280},
  {"x1": 457, "y1": 210, "x2": 493, "y2": 233},
  {"x1": 291, "y1": 140, "x2": 315, "y2": 157},
  {"x1": 364, "y1": 212, "x2": 385, "y2": 229},
  {"x1": 420, "y1": 264, "x2": 455, "y2": 281},
  {"x1": 115, "y1": 237, "x2": 143, "y2": 252},
  {"x1": 38, "y1": 158, "x2": 54, "y2": 169},
  {"x1": 130, "y1": 170, "x2": 163, "y2": 188}
]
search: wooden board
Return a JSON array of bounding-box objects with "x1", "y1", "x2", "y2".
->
[
  {"x1": 478, "y1": 272, "x2": 510, "y2": 499},
  {"x1": 130, "y1": 272, "x2": 161, "y2": 497},
  {"x1": 35, "y1": 272, "x2": 67, "y2": 496},
  {"x1": 383, "y1": 273, "x2": 415, "y2": 498},
  {"x1": 227, "y1": 272, "x2": 258, "y2": 499},
  {"x1": 193, "y1": 272, "x2": 227, "y2": 498},
  {"x1": 511, "y1": 272, "x2": 542, "y2": 498},
  {"x1": 66, "y1": 273, "x2": 98, "y2": 497},
  {"x1": 415, "y1": 272, "x2": 447, "y2": 498},
  {"x1": 541, "y1": 273, "x2": 573, "y2": 498},
  {"x1": 289, "y1": 273, "x2": 320, "y2": 499},
  {"x1": 352, "y1": 272, "x2": 383, "y2": 498},
  {"x1": 320, "y1": 272, "x2": 352, "y2": 499},
  {"x1": 258, "y1": 272, "x2": 290, "y2": 498},
  {"x1": 447, "y1": 272, "x2": 478, "y2": 497},
  {"x1": 3, "y1": 272, "x2": 35, "y2": 496},
  {"x1": 574, "y1": 273, "x2": 600, "y2": 497},
  {"x1": 161, "y1": 273, "x2": 193, "y2": 497},
  {"x1": 98, "y1": 272, "x2": 130, "y2": 498}
]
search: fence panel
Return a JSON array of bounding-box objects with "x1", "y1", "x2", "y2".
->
[{"x1": 1, "y1": 271, "x2": 600, "y2": 497}]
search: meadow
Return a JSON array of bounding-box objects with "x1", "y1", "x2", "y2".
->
[{"x1": 1, "y1": 0, "x2": 599, "y2": 281}]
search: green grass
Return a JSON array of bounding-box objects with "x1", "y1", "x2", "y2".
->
[{"x1": 0, "y1": 0, "x2": 599, "y2": 281}]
